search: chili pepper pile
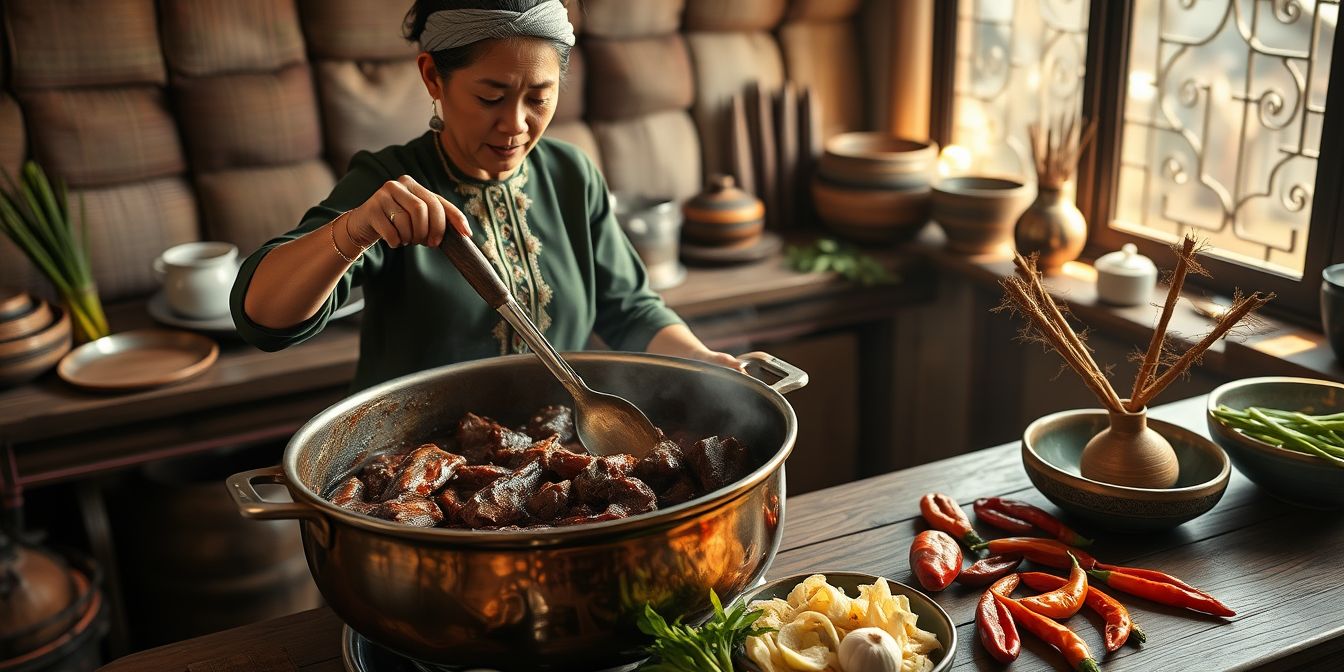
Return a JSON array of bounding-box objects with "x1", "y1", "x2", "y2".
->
[{"x1": 911, "y1": 491, "x2": 1234, "y2": 671}]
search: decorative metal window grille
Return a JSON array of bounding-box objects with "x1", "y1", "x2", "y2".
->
[
  {"x1": 949, "y1": 0, "x2": 1091, "y2": 181},
  {"x1": 1114, "y1": 0, "x2": 1337, "y2": 279}
]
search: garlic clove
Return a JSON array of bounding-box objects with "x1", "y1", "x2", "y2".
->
[{"x1": 838, "y1": 627, "x2": 904, "y2": 672}]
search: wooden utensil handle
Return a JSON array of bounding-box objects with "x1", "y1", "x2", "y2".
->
[{"x1": 439, "y1": 230, "x2": 511, "y2": 308}]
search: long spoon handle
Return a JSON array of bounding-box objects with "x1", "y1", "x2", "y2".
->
[
  {"x1": 439, "y1": 229, "x2": 511, "y2": 308},
  {"x1": 439, "y1": 230, "x2": 587, "y2": 398}
]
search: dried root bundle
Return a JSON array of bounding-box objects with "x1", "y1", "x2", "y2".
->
[{"x1": 996, "y1": 234, "x2": 1274, "y2": 413}]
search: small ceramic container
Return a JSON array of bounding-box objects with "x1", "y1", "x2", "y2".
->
[
  {"x1": 153, "y1": 242, "x2": 239, "y2": 320},
  {"x1": 1320, "y1": 263, "x2": 1344, "y2": 360},
  {"x1": 681, "y1": 175, "x2": 765, "y2": 248},
  {"x1": 1095, "y1": 243, "x2": 1157, "y2": 306}
]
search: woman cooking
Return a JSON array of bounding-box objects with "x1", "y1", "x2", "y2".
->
[{"x1": 231, "y1": 0, "x2": 738, "y2": 391}]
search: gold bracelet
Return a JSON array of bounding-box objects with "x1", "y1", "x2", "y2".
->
[{"x1": 329, "y1": 210, "x2": 361, "y2": 263}]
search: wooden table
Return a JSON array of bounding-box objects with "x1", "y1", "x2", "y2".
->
[{"x1": 97, "y1": 394, "x2": 1343, "y2": 671}]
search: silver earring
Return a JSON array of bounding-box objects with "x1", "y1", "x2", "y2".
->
[{"x1": 429, "y1": 99, "x2": 445, "y2": 132}]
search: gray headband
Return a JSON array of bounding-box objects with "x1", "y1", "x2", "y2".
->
[{"x1": 419, "y1": 2, "x2": 576, "y2": 52}]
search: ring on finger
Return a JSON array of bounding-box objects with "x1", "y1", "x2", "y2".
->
[{"x1": 387, "y1": 210, "x2": 402, "y2": 224}]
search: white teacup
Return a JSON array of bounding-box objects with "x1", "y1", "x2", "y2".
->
[{"x1": 153, "y1": 241, "x2": 239, "y2": 320}]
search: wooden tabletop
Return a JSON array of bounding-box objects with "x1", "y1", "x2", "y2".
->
[{"x1": 97, "y1": 394, "x2": 1342, "y2": 671}]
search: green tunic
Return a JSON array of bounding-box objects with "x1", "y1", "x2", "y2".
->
[{"x1": 230, "y1": 132, "x2": 683, "y2": 391}]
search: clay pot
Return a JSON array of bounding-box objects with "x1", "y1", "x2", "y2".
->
[
  {"x1": 1013, "y1": 182, "x2": 1087, "y2": 272},
  {"x1": 1080, "y1": 406, "x2": 1181, "y2": 488},
  {"x1": 811, "y1": 176, "x2": 930, "y2": 244},
  {"x1": 932, "y1": 176, "x2": 1032, "y2": 254},
  {"x1": 681, "y1": 174, "x2": 765, "y2": 248}
]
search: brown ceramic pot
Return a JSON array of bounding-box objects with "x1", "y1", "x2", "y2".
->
[
  {"x1": 1013, "y1": 182, "x2": 1087, "y2": 271},
  {"x1": 1080, "y1": 406, "x2": 1181, "y2": 488},
  {"x1": 932, "y1": 176, "x2": 1032, "y2": 254},
  {"x1": 681, "y1": 174, "x2": 765, "y2": 247}
]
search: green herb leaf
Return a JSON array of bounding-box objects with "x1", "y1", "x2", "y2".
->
[
  {"x1": 638, "y1": 590, "x2": 774, "y2": 672},
  {"x1": 786, "y1": 238, "x2": 899, "y2": 287}
]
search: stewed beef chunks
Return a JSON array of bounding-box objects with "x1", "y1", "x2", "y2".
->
[
  {"x1": 322, "y1": 404, "x2": 750, "y2": 529},
  {"x1": 686, "y1": 436, "x2": 749, "y2": 491},
  {"x1": 379, "y1": 444, "x2": 465, "y2": 500},
  {"x1": 525, "y1": 405, "x2": 576, "y2": 443}
]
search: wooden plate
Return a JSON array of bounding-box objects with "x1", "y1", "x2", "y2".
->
[
  {"x1": 680, "y1": 231, "x2": 783, "y2": 266},
  {"x1": 57, "y1": 329, "x2": 218, "y2": 391}
]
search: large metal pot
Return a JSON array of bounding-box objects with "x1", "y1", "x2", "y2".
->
[{"x1": 227, "y1": 351, "x2": 806, "y2": 670}]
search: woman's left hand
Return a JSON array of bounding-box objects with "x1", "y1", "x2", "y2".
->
[
  {"x1": 647, "y1": 325, "x2": 745, "y2": 372},
  {"x1": 690, "y1": 349, "x2": 747, "y2": 372}
]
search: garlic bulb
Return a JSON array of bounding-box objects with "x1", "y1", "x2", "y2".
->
[{"x1": 838, "y1": 627, "x2": 903, "y2": 672}]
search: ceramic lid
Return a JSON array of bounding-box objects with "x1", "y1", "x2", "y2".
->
[{"x1": 1095, "y1": 243, "x2": 1156, "y2": 278}]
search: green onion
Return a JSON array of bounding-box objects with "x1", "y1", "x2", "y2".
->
[
  {"x1": 1, "y1": 161, "x2": 109, "y2": 342},
  {"x1": 1212, "y1": 404, "x2": 1344, "y2": 468}
]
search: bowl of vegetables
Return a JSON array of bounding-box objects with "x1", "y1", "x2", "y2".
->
[
  {"x1": 1207, "y1": 376, "x2": 1344, "y2": 509},
  {"x1": 732, "y1": 572, "x2": 956, "y2": 672}
]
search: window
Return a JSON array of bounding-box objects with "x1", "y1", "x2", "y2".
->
[{"x1": 935, "y1": 0, "x2": 1344, "y2": 318}]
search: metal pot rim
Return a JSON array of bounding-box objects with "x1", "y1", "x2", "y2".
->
[{"x1": 280, "y1": 351, "x2": 799, "y2": 545}]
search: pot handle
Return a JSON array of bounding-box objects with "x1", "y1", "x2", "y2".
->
[
  {"x1": 227, "y1": 465, "x2": 324, "y2": 523},
  {"x1": 737, "y1": 351, "x2": 809, "y2": 395}
]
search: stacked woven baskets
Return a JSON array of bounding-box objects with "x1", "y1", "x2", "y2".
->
[{"x1": 811, "y1": 133, "x2": 937, "y2": 243}]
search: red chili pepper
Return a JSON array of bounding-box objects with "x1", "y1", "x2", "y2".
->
[
  {"x1": 956, "y1": 554, "x2": 1023, "y2": 587},
  {"x1": 1019, "y1": 553, "x2": 1087, "y2": 619},
  {"x1": 1022, "y1": 571, "x2": 1147, "y2": 652},
  {"x1": 976, "y1": 577, "x2": 1022, "y2": 663},
  {"x1": 972, "y1": 537, "x2": 1097, "y2": 570},
  {"x1": 992, "y1": 592, "x2": 1101, "y2": 672},
  {"x1": 1088, "y1": 568, "x2": 1235, "y2": 617},
  {"x1": 919, "y1": 492, "x2": 986, "y2": 550},
  {"x1": 974, "y1": 497, "x2": 1094, "y2": 546},
  {"x1": 909, "y1": 529, "x2": 962, "y2": 592},
  {"x1": 1095, "y1": 562, "x2": 1233, "y2": 612}
]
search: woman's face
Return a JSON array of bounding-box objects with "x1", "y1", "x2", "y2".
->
[{"x1": 421, "y1": 38, "x2": 561, "y2": 181}]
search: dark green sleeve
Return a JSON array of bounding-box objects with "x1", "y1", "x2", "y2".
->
[
  {"x1": 230, "y1": 152, "x2": 390, "y2": 352},
  {"x1": 584, "y1": 156, "x2": 685, "y2": 351}
]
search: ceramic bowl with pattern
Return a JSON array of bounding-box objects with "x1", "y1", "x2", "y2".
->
[
  {"x1": 931, "y1": 176, "x2": 1032, "y2": 254},
  {"x1": 1022, "y1": 409, "x2": 1230, "y2": 532},
  {"x1": 811, "y1": 177, "x2": 931, "y2": 244},
  {"x1": 1206, "y1": 377, "x2": 1344, "y2": 509}
]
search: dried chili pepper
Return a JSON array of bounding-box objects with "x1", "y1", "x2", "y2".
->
[
  {"x1": 1022, "y1": 571, "x2": 1147, "y2": 651},
  {"x1": 919, "y1": 492, "x2": 986, "y2": 550},
  {"x1": 956, "y1": 554, "x2": 1023, "y2": 587},
  {"x1": 909, "y1": 529, "x2": 961, "y2": 592},
  {"x1": 971, "y1": 537, "x2": 1097, "y2": 570},
  {"x1": 974, "y1": 497, "x2": 1093, "y2": 546},
  {"x1": 1019, "y1": 553, "x2": 1087, "y2": 619},
  {"x1": 976, "y1": 574, "x2": 1022, "y2": 664},
  {"x1": 1094, "y1": 562, "x2": 1233, "y2": 612},
  {"x1": 1087, "y1": 568, "x2": 1235, "y2": 617},
  {"x1": 992, "y1": 592, "x2": 1101, "y2": 672}
]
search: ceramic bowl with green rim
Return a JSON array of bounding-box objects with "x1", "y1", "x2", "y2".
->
[
  {"x1": 1206, "y1": 377, "x2": 1344, "y2": 509},
  {"x1": 733, "y1": 571, "x2": 956, "y2": 672},
  {"x1": 1022, "y1": 409, "x2": 1230, "y2": 532}
]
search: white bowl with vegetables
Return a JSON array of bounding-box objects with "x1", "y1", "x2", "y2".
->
[
  {"x1": 733, "y1": 572, "x2": 956, "y2": 672},
  {"x1": 1207, "y1": 376, "x2": 1344, "y2": 509}
]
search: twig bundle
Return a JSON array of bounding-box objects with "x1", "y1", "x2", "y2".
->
[
  {"x1": 1028, "y1": 112, "x2": 1097, "y2": 189},
  {"x1": 996, "y1": 234, "x2": 1273, "y2": 413}
]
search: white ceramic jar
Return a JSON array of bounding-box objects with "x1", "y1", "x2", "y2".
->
[
  {"x1": 153, "y1": 242, "x2": 239, "y2": 319},
  {"x1": 1095, "y1": 243, "x2": 1157, "y2": 306}
]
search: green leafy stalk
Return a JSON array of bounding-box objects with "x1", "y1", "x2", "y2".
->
[
  {"x1": 637, "y1": 589, "x2": 773, "y2": 672},
  {"x1": 0, "y1": 161, "x2": 109, "y2": 342}
]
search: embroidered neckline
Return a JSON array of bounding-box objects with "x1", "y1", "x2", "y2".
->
[{"x1": 432, "y1": 133, "x2": 552, "y2": 355}]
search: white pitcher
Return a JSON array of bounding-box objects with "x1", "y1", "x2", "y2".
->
[{"x1": 153, "y1": 242, "x2": 239, "y2": 319}]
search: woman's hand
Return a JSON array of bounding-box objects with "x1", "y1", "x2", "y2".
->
[
  {"x1": 346, "y1": 175, "x2": 471, "y2": 250},
  {"x1": 647, "y1": 325, "x2": 746, "y2": 372}
]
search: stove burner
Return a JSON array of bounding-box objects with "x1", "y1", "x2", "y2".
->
[{"x1": 340, "y1": 626, "x2": 641, "y2": 672}]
